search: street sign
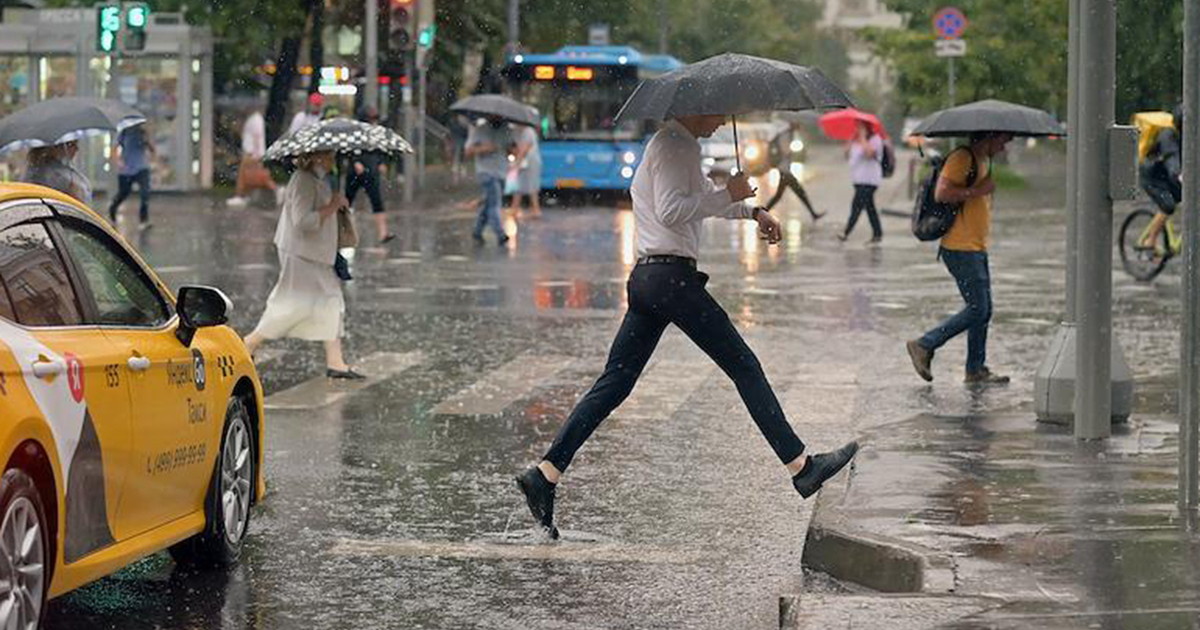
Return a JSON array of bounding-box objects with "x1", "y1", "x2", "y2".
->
[
  {"x1": 935, "y1": 39, "x2": 967, "y2": 57},
  {"x1": 933, "y1": 6, "x2": 967, "y2": 40},
  {"x1": 588, "y1": 23, "x2": 610, "y2": 46}
]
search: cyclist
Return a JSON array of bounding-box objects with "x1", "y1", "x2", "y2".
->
[{"x1": 1138, "y1": 106, "x2": 1183, "y2": 251}]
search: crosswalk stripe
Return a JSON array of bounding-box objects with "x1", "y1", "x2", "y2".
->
[
  {"x1": 431, "y1": 353, "x2": 575, "y2": 416},
  {"x1": 330, "y1": 537, "x2": 699, "y2": 564},
  {"x1": 611, "y1": 334, "x2": 713, "y2": 420},
  {"x1": 265, "y1": 351, "x2": 424, "y2": 410}
]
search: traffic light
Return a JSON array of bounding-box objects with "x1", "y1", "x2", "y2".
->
[
  {"x1": 388, "y1": 0, "x2": 416, "y2": 52},
  {"x1": 124, "y1": 3, "x2": 149, "y2": 51},
  {"x1": 417, "y1": 24, "x2": 435, "y2": 49},
  {"x1": 97, "y1": 4, "x2": 121, "y2": 53}
]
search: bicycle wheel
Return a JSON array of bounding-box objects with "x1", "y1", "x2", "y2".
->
[{"x1": 1119, "y1": 208, "x2": 1171, "y2": 281}]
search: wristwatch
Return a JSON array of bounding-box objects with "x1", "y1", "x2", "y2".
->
[{"x1": 752, "y1": 206, "x2": 767, "y2": 220}]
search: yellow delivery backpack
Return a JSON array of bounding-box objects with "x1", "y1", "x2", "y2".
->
[{"x1": 1133, "y1": 111, "x2": 1176, "y2": 162}]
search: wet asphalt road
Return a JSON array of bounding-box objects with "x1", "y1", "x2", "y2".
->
[{"x1": 40, "y1": 144, "x2": 1186, "y2": 629}]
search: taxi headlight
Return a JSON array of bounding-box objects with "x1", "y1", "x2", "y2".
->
[{"x1": 622, "y1": 151, "x2": 637, "y2": 165}]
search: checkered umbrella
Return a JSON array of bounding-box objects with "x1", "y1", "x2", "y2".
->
[{"x1": 264, "y1": 117, "x2": 412, "y2": 163}]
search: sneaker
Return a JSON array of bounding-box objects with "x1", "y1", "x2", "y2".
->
[
  {"x1": 836, "y1": 232, "x2": 848, "y2": 242},
  {"x1": 226, "y1": 196, "x2": 248, "y2": 207},
  {"x1": 906, "y1": 340, "x2": 934, "y2": 382},
  {"x1": 515, "y1": 466, "x2": 559, "y2": 539},
  {"x1": 792, "y1": 441, "x2": 860, "y2": 499},
  {"x1": 865, "y1": 236, "x2": 882, "y2": 246},
  {"x1": 498, "y1": 235, "x2": 511, "y2": 247},
  {"x1": 138, "y1": 221, "x2": 153, "y2": 232},
  {"x1": 964, "y1": 367, "x2": 1010, "y2": 385}
]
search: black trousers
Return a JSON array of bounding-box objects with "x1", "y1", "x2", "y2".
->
[
  {"x1": 765, "y1": 169, "x2": 819, "y2": 218},
  {"x1": 346, "y1": 171, "x2": 385, "y2": 214},
  {"x1": 844, "y1": 184, "x2": 881, "y2": 239},
  {"x1": 109, "y1": 169, "x2": 151, "y2": 223},
  {"x1": 543, "y1": 262, "x2": 806, "y2": 472}
]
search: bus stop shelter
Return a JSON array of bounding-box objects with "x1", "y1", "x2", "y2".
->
[{"x1": 0, "y1": 7, "x2": 213, "y2": 192}]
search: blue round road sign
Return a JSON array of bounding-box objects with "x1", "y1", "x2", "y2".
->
[{"x1": 933, "y1": 6, "x2": 967, "y2": 40}]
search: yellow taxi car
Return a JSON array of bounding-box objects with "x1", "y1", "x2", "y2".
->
[{"x1": 0, "y1": 183, "x2": 265, "y2": 627}]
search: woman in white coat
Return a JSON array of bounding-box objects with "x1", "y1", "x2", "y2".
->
[{"x1": 244, "y1": 150, "x2": 363, "y2": 379}]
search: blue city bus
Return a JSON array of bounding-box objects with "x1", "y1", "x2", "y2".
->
[{"x1": 503, "y1": 45, "x2": 682, "y2": 191}]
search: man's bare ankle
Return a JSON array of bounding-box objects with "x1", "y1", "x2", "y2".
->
[{"x1": 537, "y1": 461, "x2": 561, "y2": 484}]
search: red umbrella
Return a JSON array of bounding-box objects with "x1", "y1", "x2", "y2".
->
[{"x1": 818, "y1": 108, "x2": 887, "y2": 140}]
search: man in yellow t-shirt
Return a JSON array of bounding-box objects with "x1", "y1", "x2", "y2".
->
[{"x1": 906, "y1": 131, "x2": 1014, "y2": 385}]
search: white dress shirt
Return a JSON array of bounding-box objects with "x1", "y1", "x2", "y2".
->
[{"x1": 630, "y1": 120, "x2": 753, "y2": 259}]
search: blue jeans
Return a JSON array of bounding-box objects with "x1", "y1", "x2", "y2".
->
[
  {"x1": 473, "y1": 175, "x2": 505, "y2": 240},
  {"x1": 918, "y1": 249, "x2": 992, "y2": 373}
]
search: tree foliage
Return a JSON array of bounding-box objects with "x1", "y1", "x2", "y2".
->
[{"x1": 869, "y1": 0, "x2": 1184, "y2": 122}]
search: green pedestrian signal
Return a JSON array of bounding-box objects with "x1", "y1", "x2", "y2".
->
[
  {"x1": 124, "y1": 3, "x2": 149, "y2": 51},
  {"x1": 97, "y1": 4, "x2": 121, "y2": 53},
  {"x1": 417, "y1": 24, "x2": 436, "y2": 48}
]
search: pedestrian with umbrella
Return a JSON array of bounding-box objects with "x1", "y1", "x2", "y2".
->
[
  {"x1": 245, "y1": 117, "x2": 411, "y2": 380},
  {"x1": 904, "y1": 99, "x2": 1063, "y2": 385},
  {"x1": 0, "y1": 97, "x2": 146, "y2": 209},
  {"x1": 514, "y1": 53, "x2": 861, "y2": 540},
  {"x1": 450, "y1": 95, "x2": 539, "y2": 246},
  {"x1": 818, "y1": 109, "x2": 887, "y2": 244}
]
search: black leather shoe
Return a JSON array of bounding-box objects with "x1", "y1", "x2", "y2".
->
[
  {"x1": 515, "y1": 466, "x2": 559, "y2": 539},
  {"x1": 792, "y1": 441, "x2": 859, "y2": 499},
  {"x1": 326, "y1": 368, "x2": 366, "y2": 380}
]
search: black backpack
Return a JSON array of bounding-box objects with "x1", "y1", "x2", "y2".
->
[
  {"x1": 879, "y1": 139, "x2": 896, "y2": 178},
  {"x1": 911, "y1": 148, "x2": 977, "y2": 241}
]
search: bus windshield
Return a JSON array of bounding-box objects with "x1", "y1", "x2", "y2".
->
[{"x1": 510, "y1": 73, "x2": 642, "y2": 142}]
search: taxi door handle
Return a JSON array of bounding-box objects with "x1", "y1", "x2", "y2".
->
[
  {"x1": 31, "y1": 358, "x2": 65, "y2": 379},
  {"x1": 127, "y1": 356, "x2": 152, "y2": 372}
]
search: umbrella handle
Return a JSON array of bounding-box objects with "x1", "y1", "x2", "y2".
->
[{"x1": 732, "y1": 115, "x2": 741, "y2": 173}]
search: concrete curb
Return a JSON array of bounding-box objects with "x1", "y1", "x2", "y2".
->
[{"x1": 800, "y1": 462, "x2": 955, "y2": 594}]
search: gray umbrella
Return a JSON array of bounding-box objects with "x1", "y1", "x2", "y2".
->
[
  {"x1": 911, "y1": 99, "x2": 1065, "y2": 137},
  {"x1": 264, "y1": 117, "x2": 412, "y2": 163},
  {"x1": 0, "y1": 97, "x2": 145, "y2": 153},
  {"x1": 449, "y1": 94, "x2": 540, "y2": 127},
  {"x1": 614, "y1": 53, "x2": 852, "y2": 122}
]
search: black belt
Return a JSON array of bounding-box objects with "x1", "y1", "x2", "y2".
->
[{"x1": 636, "y1": 255, "x2": 697, "y2": 268}]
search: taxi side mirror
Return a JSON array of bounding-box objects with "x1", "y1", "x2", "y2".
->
[{"x1": 175, "y1": 285, "x2": 232, "y2": 346}]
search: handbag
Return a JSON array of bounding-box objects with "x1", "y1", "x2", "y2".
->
[{"x1": 336, "y1": 207, "x2": 359, "y2": 249}]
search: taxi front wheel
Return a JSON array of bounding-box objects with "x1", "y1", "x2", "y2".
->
[
  {"x1": 170, "y1": 397, "x2": 255, "y2": 568},
  {"x1": 0, "y1": 468, "x2": 49, "y2": 630}
]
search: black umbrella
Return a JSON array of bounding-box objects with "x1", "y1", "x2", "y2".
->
[
  {"x1": 911, "y1": 99, "x2": 1065, "y2": 138},
  {"x1": 264, "y1": 117, "x2": 412, "y2": 163},
  {"x1": 614, "y1": 53, "x2": 852, "y2": 170},
  {"x1": 0, "y1": 97, "x2": 145, "y2": 153},
  {"x1": 449, "y1": 94, "x2": 540, "y2": 127}
]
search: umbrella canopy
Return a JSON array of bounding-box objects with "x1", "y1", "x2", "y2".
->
[
  {"x1": 0, "y1": 97, "x2": 145, "y2": 153},
  {"x1": 818, "y1": 108, "x2": 886, "y2": 141},
  {"x1": 911, "y1": 99, "x2": 1065, "y2": 138},
  {"x1": 614, "y1": 53, "x2": 852, "y2": 122},
  {"x1": 449, "y1": 95, "x2": 539, "y2": 127},
  {"x1": 264, "y1": 117, "x2": 412, "y2": 163}
]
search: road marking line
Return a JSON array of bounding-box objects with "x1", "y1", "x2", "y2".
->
[
  {"x1": 378, "y1": 287, "x2": 416, "y2": 294},
  {"x1": 238, "y1": 262, "x2": 274, "y2": 271},
  {"x1": 536, "y1": 280, "x2": 575, "y2": 288},
  {"x1": 441, "y1": 255, "x2": 469, "y2": 262},
  {"x1": 431, "y1": 354, "x2": 575, "y2": 416},
  {"x1": 458, "y1": 284, "x2": 499, "y2": 291},
  {"x1": 386, "y1": 258, "x2": 421, "y2": 265},
  {"x1": 330, "y1": 537, "x2": 699, "y2": 564},
  {"x1": 265, "y1": 351, "x2": 424, "y2": 410},
  {"x1": 612, "y1": 339, "x2": 714, "y2": 420},
  {"x1": 154, "y1": 265, "x2": 195, "y2": 274}
]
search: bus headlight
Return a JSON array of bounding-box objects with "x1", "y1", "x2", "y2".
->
[
  {"x1": 622, "y1": 151, "x2": 637, "y2": 165},
  {"x1": 621, "y1": 166, "x2": 634, "y2": 179}
]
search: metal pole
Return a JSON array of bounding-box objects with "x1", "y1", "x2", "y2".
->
[
  {"x1": 948, "y1": 57, "x2": 956, "y2": 107},
  {"x1": 1179, "y1": 0, "x2": 1200, "y2": 510},
  {"x1": 417, "y1": 65, "x2": 426, "y2": 187},
  {"x1": 1065, "y1": 0, "x2": 1080, "y2": 320},
  {"x1": 657, "y1": 0, "x2": 668, "y2": 54},
  {"x1": 364, "y1": 0, "x2": 378, "y2": 114},
  {"x1": 507, "y1": 0, "x2": 519, "y2": 54},
  {"x1": 1074, "y1": 0, "x2": 1115, "y2": 440}
]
